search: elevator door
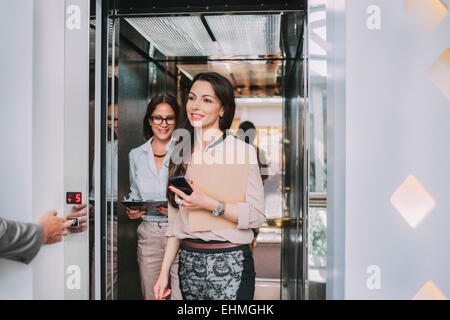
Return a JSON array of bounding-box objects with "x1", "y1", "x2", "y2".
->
[{"x1": 93, "y1": 0, "x2": 309, "y2": 300}]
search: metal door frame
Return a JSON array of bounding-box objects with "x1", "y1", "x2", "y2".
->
[{"x1": 93, "y1": 0, "x2": 310, "y2": 300}]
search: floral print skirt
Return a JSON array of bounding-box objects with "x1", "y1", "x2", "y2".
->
[{"x1": 178, "y1": 239, "x2": 255, "y2": 300}]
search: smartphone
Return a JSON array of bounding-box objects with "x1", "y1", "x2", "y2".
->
[{"x1": 168, "y1": 176, "x2": 193, "y2": 195}]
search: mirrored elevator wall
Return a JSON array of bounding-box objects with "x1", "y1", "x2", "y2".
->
[
  {"x1": 281, "y1": 11, "x2": 308, "y2": 300},
  {"x1": 116, "y1": 20, "x2": 178, "y2": 299}
]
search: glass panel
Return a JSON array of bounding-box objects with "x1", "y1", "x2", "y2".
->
[
  {"x1": 106, "y1": 17, "x2": 119, "y2": 301},
  {"x1": 89, "y1": 15, "x2": 120, "y2": 300},
  {"x1": 307, "y1": 207, "x2": 327, "y2": 299},
  {"x1": 279, "y1": 10, "x2": 306, "y2": 301},
  {"x1": 307, "y1": 0, "x2": 327, "y2": 300},
  {"x1": 281, "y1": 58, "x2": 306, "y2": 300},
  {"x1": 116, "y1": 18, "x2": 157, "y2": 300}
]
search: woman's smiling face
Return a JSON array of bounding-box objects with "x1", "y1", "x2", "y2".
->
[
  {"x1": 186, "y1": 80, "x2": 224, "y2": 131},
  {"x1": 149, "y1": 102, "x2": 176, "y2": 141}
]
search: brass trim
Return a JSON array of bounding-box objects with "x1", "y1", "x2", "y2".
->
[{"x1": 261, "y1": 217, "x2": 302, "y2": 229}]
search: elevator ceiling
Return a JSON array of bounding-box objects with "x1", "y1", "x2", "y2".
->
[
  {"x1": 125, "y1": 14, "x2": 281, "y2": 58},
  {"x1": 178, "y1": 61, "x2": 281, "y2": 87}
]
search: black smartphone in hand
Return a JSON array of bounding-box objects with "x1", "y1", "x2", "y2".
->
[{"x1": 168, "y1": 176, "x2": 193, "y2": 195}]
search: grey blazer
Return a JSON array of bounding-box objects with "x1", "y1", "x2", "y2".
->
[{"x1": 0, "y1": 217, "x2": 44, "y2": 264}]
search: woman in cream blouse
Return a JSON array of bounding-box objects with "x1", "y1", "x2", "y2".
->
[{"x1": 154, "y1": 72, "x2": 266, "y2": 300}]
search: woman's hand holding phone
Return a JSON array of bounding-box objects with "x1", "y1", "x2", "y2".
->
[{"x1": 168, "y1": 180, "x2": 218, "y2": 211}]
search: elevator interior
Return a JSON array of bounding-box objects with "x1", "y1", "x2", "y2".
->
[{"x1": 89, "y1": 0, "x2": 323, "y2": 300}]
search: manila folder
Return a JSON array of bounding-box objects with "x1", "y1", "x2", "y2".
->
[{"x1": 187, "y1": 163, "x2": 248, "y2": 232}]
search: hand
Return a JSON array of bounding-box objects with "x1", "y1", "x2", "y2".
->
[
  {"x1": 154, "y1": 273, "x2": 172, "y2": 300},
  {"x1": 156, "y1": 206, "x2": 168, "y2": 216},
  {"x1": 168, "y1": 180, "x2": 217, "y2": 211},
  {"x1": 39, "y1": 210, "x2": 74, "y2": 244},
  {"x1": 250, "y1": 238, "x2": 257, "y2": 254},
  {"x1": 125, "y1": 207, "x2": 146, "y2": 220},
  {"x1": 67, "y1": 203, "x2": 88, "y2": 233}
]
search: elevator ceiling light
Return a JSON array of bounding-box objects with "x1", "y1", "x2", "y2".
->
[
  {"x1": 125, "y1": 17, "x2": 220, "y2": 57},
  {"x1": 205, "y1": 15, "x2": 281, "y2": 56},
  {"x1": 236, "y1": 97, "x2": 283, "y2": 108},
  {"x1": 413, "y1": 281, "x2": 447, "y2": 300},
  {"x1": 390, "y1": 175, "x2": 436, "y2": 229},
  {"x1": 428, "y1": 49, "x2": 450, "y2": 101},
  {"x1": 403, "y1": 0, "x2": 448, "y2": 34},
  {"x1": 177, "y1": 64, "x2": 233, "y2": 83},
  {"x1": 177, "y1": 61, "x2": 280, "y2": 87}
]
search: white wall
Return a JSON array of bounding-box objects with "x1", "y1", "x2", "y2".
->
[
  {"x1": 0, "y1": 0, "x2": 34, "y2": 299},
  {"x1": 328, "y1": 0, "x2": 450, "y2": 299},
  {"x1": 31, "y1": 0, "x2": 66, "y2": 299},
  {"x1": 235, "y1": 97, "x2": 283, "y2": 127},
  {"x1": 0, "y1": 0, "x2": 89, "y2": 300}
]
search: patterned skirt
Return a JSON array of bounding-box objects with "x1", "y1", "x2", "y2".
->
[{"x1": 178, "y1": 239, "x2": 256, "y2": 300}]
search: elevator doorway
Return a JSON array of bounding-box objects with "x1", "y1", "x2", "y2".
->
[{"x1": 90, "y1": 0, "x2": 326, "y2": 300}]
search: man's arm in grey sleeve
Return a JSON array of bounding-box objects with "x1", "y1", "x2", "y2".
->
[{"x1": 0, "y1": 217, "x2": 44, "y2": 264}]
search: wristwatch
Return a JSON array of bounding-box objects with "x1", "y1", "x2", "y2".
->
[{"x1": 211, "y1": 200, "x2": 224, "y2": 217}]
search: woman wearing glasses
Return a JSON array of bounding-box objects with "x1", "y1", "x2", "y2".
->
[{"x1": 125, "y1": 94, "x2": 182, "y2": 300}]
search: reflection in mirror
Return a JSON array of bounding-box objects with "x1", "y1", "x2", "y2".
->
[{"x1": 308, "y1": 0, "x2": 328, "y2": 300}]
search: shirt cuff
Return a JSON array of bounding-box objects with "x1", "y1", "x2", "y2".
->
[
  {"x1": 237, "y1": 202, "x2": 250, "y2": 230},
  {"x1": 36, "y1": 223, "x2": 44, "y2": 245}
]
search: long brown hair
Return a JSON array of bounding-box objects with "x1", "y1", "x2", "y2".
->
[{"x1": 167, "y1": 72, "x2": 236, "y2": 208}]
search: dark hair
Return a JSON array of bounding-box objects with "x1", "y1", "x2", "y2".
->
[
  {"x1": 142, "y1": 94, "x2": 180, "y2": 141},
  {"x1": 167, "y1": 72, "x2": 236, "y2": 208},
  {"x1": 192, "y1": 72, "x2": 236, "y2": 131},
  {"x1": 238, "y1": 121, "x2": 256, "y2": 144},
  {"x1": 238, "y1": 121, "x2": 269, "y2": 183}
]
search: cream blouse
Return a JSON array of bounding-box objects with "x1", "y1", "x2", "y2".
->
[{"x1": 166, "y1": 134, "x2": 266, "y2": 244}]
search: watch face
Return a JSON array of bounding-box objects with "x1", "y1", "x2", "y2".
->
[{"x1": 211, "y1": 201, "x2": 224, "y2": 216}]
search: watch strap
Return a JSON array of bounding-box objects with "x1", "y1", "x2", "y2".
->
[{"x1": 212, "y1": 200, "x2": 224, "y2": 216}]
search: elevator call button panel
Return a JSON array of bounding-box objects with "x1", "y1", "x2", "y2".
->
[{"x1": 66, "y1": 192, "x2": 82, "y2": 204}]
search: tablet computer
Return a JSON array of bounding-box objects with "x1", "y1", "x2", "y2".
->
[{"x1": 121, "y1": 200, "x2": 168, "y2": 212}]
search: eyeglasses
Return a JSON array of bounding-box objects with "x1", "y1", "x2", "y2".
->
[{"x1": 150, "y1": 116, "x2": 176, "y2": 125}]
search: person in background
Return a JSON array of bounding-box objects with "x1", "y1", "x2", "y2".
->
[
  {"x1": 125, "y1": 94, "x2": 182, "y2": 300},
  {"x1": 236, "y1": 120, "x2": 270, "y2": 253},
  {"x1": 237, "y1": 121, "x2": 269, "y2": 183}
]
